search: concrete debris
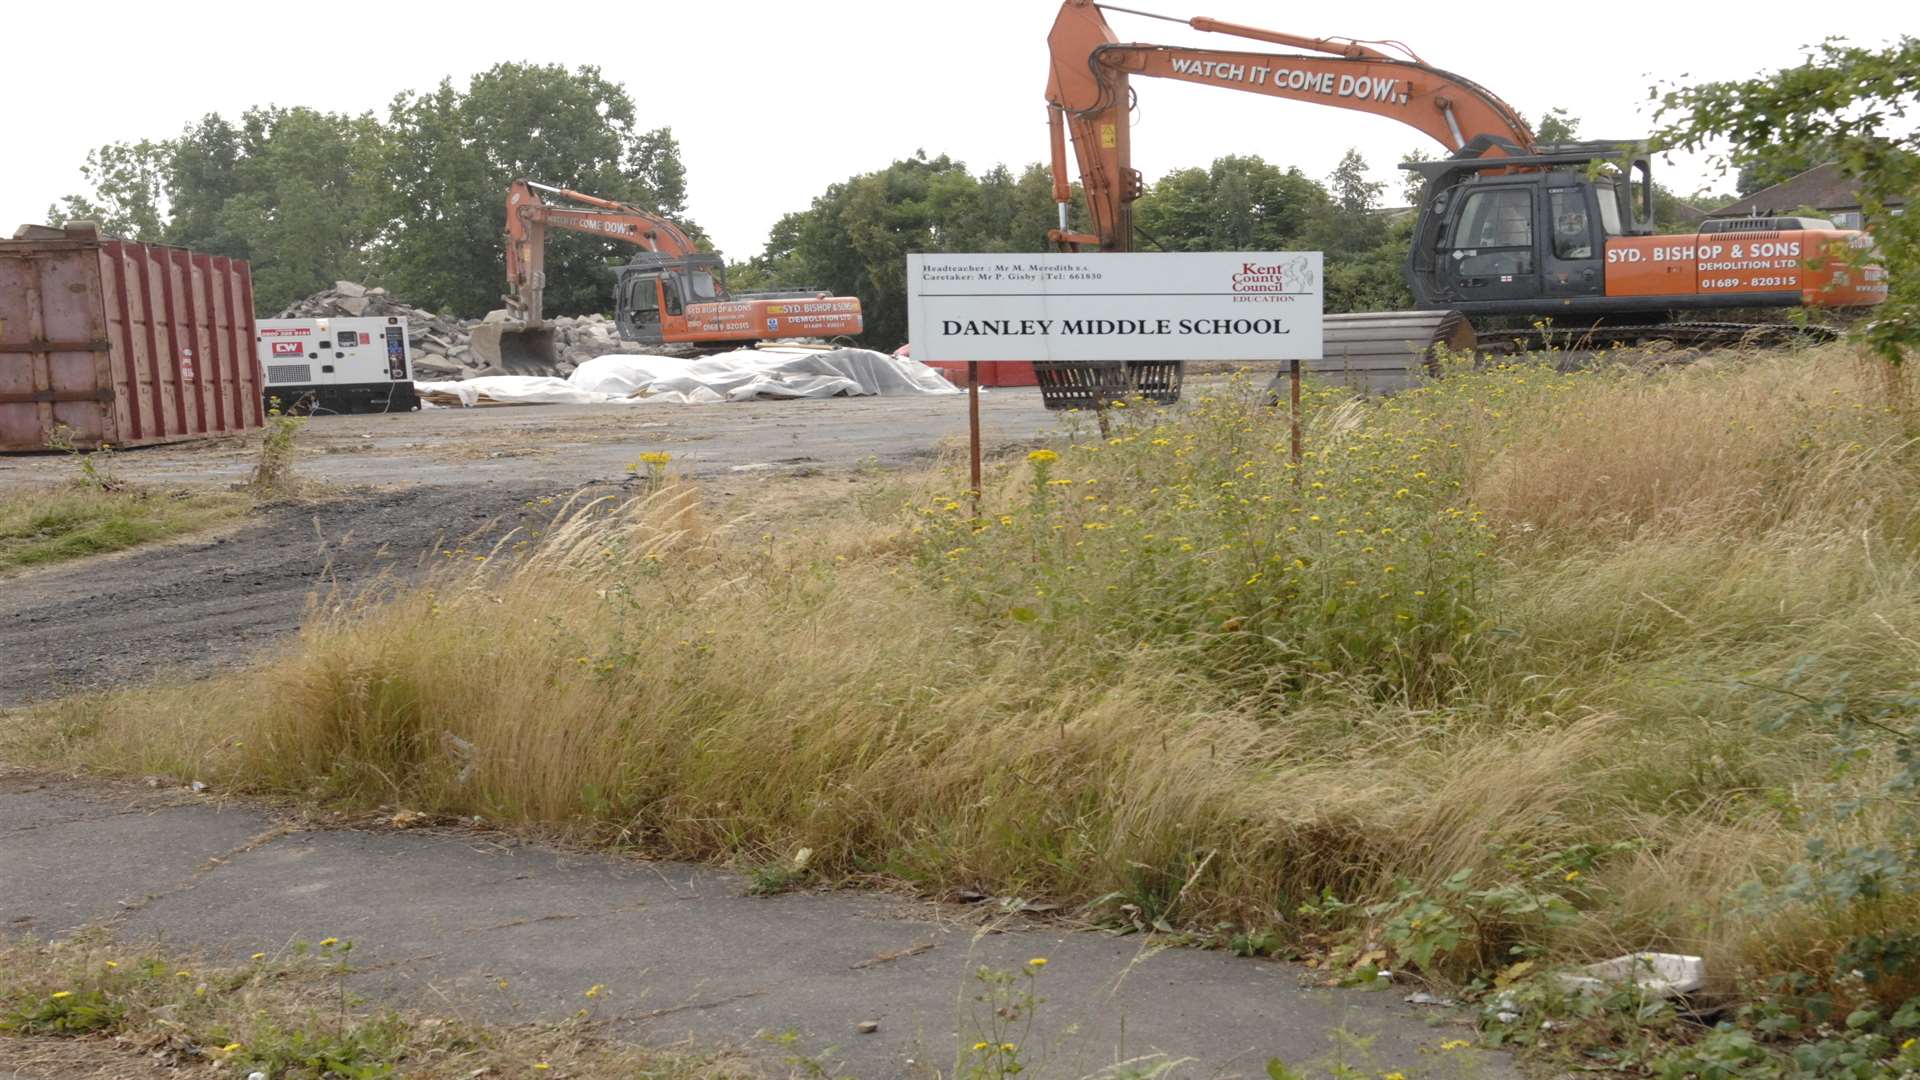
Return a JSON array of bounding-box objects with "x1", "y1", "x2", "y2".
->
[
  {"x1": 1556, "y1": 953, "x2": 1705, "y2": 999},
  {"x1": 275, "y1": 282, "x2": 665, "y2": 383}
]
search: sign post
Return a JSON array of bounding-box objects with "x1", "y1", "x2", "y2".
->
[{"x1": 905, "y1": 252, "x2": 1324, "y2": 508}]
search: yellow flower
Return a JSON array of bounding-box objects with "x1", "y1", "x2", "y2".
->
[
  {"x1": 1564, "y1": 870, "x2": 1581, "y2": 882},
  {"x1": 50, "y1": 991, "x2": 71, "y2": 999},
  {"x1": 104, "y1": 961, "x2": 118, "y2": 969},
  {"x1": 533, "y1": 1064, "x2": 552, "y2": 1072},
  {"x1": 1001, "y1": 1043, "x2": 1018, "y2": 1053},
  {"x1": 319, "y1": 937, "x2": 339, "y2": 947},
  {"x1": 585, "y1": 984, "x2": 605, "y2": 998},
  {"x1": 1904, "y1": 1037, "x2": 1917, "y2": 1050},
  {"x1": 497, "y1": 978, "x2": 511, "y2": 990},
  {"x1": 1028, "y1": 957, "x2": 1048, "y2": 968},
  {"x1": 974, "y1": 1042, "x2": 990, "y2": 1051},
  {"x1": 250, "y1": 952, "x2": 266, "y2": 962},
  {"x1": 638, "y1": 450, "x2": 672, "y2": 465},
  {"x1": 175, "y1": 970, "x2": 192, "y2": 978},
  {"x1": 1384, "y1": 1073, "x2": 1407, "y2": 1080},
  {"x1": 222, "y1": 1043, "x2": 242, "y2": 1053},
  {"x1": 1440, "y1": 1040, "x2": 1471, "y2": 1051},
  {"x1": 1027, "y1": 449, "x2": 1058, "y2": 463}
]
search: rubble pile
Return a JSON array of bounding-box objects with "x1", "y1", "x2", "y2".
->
[{"x1": 276, "y1": 282, "x2": 659, "y2": 379}]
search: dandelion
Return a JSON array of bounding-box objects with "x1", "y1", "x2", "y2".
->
[
  {"x1": 50, "y1": 991, "x2": 71, "y2": 999},
  {"x1": 1028, "y1": 957, "x2": 1048, "y2": 968},
  {"x1": 104, "y1": 961, "x2": 118, "y2": 969},
  {"x1": 974, "y1": 1042, "x2": 990, "y2": 1051},
  {"x1": 1027, "y1": 449, "x2": 1058, "y2": 463},
  {"x1": 319, "y1": 937, "x2": 338, "y2": 947},
  {"x1": 1440, "y1": 1039, "x2": 1472, "y2": 1050},
  {"x1": 533, "y1": 1064, "x2": 552, "y2": 1072},
  {"x1": 638, "y1": 450, "x2": 672, "y2": 465},
  {"x1": 222, "y1": 1043, "x2": 242, "y2": 1053},
  {"x1": 1564, "y1": 870, "x2": 1581, "y2": 882},
  {"x1": 175, "y1": 970, "x2": 192, "y2": 979},
  {"x1": 1001, "y1": 1043, "x2": 1018, "y2": 1052},
  {"x1": 585, "y1": 984, "x2": 606, "y2": 998},
  {"x1": 1383, "y1": 1073, "x2": 1407, "y2": 1080}
]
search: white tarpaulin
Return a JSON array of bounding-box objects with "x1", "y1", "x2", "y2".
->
[{"x1": 417, "y1": 347, "x2": 959, "y2": 407}]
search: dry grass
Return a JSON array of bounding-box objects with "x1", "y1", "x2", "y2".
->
[
  {"x1": 10, "y1": 344, "x2": 1920, "y2": 1009},
  {"x1": 0, "y1": 933, "x2": 749, "y2": 1079}
]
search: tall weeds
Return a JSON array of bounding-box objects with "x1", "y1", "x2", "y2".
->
[{"x1": 16, "y1": 345, "x2": 1920, "y2": 999}]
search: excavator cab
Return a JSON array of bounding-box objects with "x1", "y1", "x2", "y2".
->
[
  {"x1": 613, "y1": 253, "x2": 731, "y2": 345},
  {"x1": 1405, "y1": 144, "x2": 1656, "y2": 315}
]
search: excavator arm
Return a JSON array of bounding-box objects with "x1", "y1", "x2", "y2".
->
[
  {"x1": 503, "y1": 179, "x2": 701, "y2": 328},
  {"x1": 1045, "y1": 0, "x2": 1535, "y2": 250}
]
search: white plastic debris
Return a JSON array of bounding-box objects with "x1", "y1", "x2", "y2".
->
[
  {"x1": 415, "y1": 347, "x2": 960, "y2": 407},
  {"x1": 1555, "y1": 952, "x2": 1705, "y2": 999},
  {"x1": 1404, "y1": 991, "x2": 1458, "y2": 1006},
  {"x1": 189, "y1": 780, "x2": 208, "y2": 793}
]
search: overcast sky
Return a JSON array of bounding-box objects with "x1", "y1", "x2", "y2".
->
[{"x1": 3, "y1": 0, "x2": 1908, "y2": 260}]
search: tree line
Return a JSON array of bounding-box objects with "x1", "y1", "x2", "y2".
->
[
  {"x1": 734, "y1": 148, "x2": 1415, "y2": 348},
  {"x1": 48, "y1": 63, "x2": 690, "y2": 317}
]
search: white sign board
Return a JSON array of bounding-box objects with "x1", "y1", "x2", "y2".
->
[{"x1": 907, "y1": 251, "x2": 1322, "y2": 363}]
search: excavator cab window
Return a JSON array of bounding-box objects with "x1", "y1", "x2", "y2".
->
[
  {"x1": 686, "y1": 268, "x2": 722, "y2": 303},
  {"x1": 1590, "y1": 183, "x2": 1624, "y2": 236},
  {"x1": 1549, "y1": 189, "x2": 1592, "y2": 260},
  {"x1": 1451, "y1": 188, "x2": 1534, "y2": 266},
  {"x1": 662, "y1": 276, "x2": 685, "y2": 317},
  {"x1": 1629, "y1": 160, "x2": 1654, "y2": 231}
]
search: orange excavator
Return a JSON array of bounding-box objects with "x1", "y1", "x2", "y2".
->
[
  {"x1": 472, "y1": 180, "x2": 864, "y2": 375},
  {"x1": 1044, "y1": 0, "x2": 1887, "y2": 369}
]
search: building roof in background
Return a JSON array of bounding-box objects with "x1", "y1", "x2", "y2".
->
[{"x1": 1711, "y1": 162, "x2": 1905, "y2": 217}]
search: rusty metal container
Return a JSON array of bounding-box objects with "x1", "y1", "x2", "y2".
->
[{"x1": 0, "y1": 222, "x2": 264, "y2": 451}]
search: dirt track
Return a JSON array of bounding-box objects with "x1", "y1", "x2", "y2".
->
[
  {"x1": 0, "y1": 390, "x2": 1065, "y2": 707},
  {"x1": 0, "y1": 486, "x2": 552, "y2": 707}
]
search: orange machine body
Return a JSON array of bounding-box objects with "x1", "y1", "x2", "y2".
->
[{"x1": 1602, "y1": 228, "x2": 1886, "y2": 307}]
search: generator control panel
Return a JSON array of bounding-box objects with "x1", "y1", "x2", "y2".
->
[{"x1": 255, "y1": 316, "x2": 418, "y2": 414}]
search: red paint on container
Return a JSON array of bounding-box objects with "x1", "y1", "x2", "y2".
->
[{"x1": 0, "y1": 223, "x2": 263, "y2": 451}]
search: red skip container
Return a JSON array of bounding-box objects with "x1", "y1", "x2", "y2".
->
[{"x1": 1, "y1": 222, "x2": 264, "y2": 451}]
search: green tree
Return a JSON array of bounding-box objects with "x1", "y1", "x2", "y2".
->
[
  {"x1": 744, "y1": 154, "x2": 1074, "y2": 348},
  {"x1": 1535, "y1": 106, "x2": 1580, "y2": 144},
  {"x1": 45, "y1": 141, "x2": 170, "y2": 241},
  {"x1": 50, "y1": 109, "x2": 386, "y2": 311},
  {"x1": 1305, "y1": 148, "x2": 1387, "y2": 258},
  {"x1": 1133, "y1": 155, "x2": 1327, "y2": 251},
  {"x1": 1654, "y1": 37, "x2": 1920, "y2": 362},
  {"x1": 380, "y1": 63, "x2": 695, "y2": 318}
]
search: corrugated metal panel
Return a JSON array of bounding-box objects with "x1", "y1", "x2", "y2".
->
[{"x1": 0, "y1": 223, "x2": 263, "y2": 451}]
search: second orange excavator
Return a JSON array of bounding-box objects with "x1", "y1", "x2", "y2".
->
[
  {"x1": 1044, "y1": 0, "x2": 1887, "y2": 373},
  {"x1": 472, "y1": 180, "x2": 864, "y2": 375}
]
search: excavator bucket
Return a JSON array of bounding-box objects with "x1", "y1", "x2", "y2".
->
[
  {"x1": 468, "y1": 323, "x2": 564, "y2": 377},
  {"x1": 1276, "y1": 311, "x2": 1477, "y2": 395}
]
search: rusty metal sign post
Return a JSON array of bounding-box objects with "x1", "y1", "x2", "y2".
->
[
  {"x1": 967, "y1": 361, "x2": 983, "y2": 516},
  {"x1": 1290, "y1": 356, "x2": 1303, "y2": 469}
]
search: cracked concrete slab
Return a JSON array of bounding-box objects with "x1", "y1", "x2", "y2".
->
[{"x1": 0, "y1": 779, "x2": 1507, "y2": 1078}]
